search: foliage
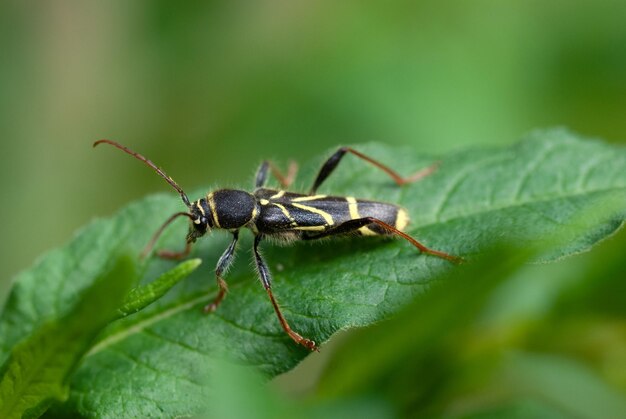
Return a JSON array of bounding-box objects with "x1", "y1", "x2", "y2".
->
[
  {"x1": 0, "y1": 256, "x2": 134, "y2": 419},
  {"x1": 0, "y1": 258, "x2": 200, "y2": 418},
  {"x1": 0, "y1": 129, "x2": 624, "y2": 417}
]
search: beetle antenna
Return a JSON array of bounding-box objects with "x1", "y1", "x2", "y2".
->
[{"x1": 94, "y1": 139, "x2": 191, "y2": 207}]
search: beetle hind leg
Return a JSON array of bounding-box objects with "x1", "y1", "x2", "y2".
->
[
  {"x1": 303, "y1": 216, "x2": 462, "y2": 264},
  {"x1": 310, "y1": 147, "x2": 438, "y2": 194}
]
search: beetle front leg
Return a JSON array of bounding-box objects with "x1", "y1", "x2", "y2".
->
[
  {"x1": 204, "y1": 231, "x2": 239, "y2": 313},
  {"x1": 141, "y1": 211, "x2": 195, "y2": 259},
  {"x1": 157, "y1": 241, "x2": 192, "y2": 260}
]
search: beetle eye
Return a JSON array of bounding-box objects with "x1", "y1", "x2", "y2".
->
[{"x1": 201, "y1": 217, "x2": 208, "y2": 224}]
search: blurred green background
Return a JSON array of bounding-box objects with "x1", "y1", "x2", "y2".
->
[
  {"x1": 1, "y1": 1, "x2": 625, "y2": 417},
  {"x1": 1, "y1": 0, "x2": 625, "y2": 294}
]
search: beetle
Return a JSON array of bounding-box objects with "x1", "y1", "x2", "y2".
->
[{"x1": 94, "y1": 140, "x2": 460, "y2": 351}]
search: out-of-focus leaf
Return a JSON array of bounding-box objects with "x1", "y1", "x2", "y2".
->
[
  {"x1": 450, "y1": 399, "x2": 569, "y2": 419},
  {"x1": 448, "y1": 351, "x2": 626, "y2": 419},
  {"x1": 493, "y1": 352, "x2": 626, "y2": 419},
  {"x1": 206, "y1": 357, "x2": 394, "y2": 419},
  {"x1": 315, "y1": 245, "x2": 533, "y2": 399}
]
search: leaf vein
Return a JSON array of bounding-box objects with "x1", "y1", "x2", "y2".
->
[
  {"x1": 510, "y1": 141, "x2": 558, "y2": 201},
  {"x1": 431, "y1": 154, "x2": 509, "y2": 222},
  {"x1": 141, "y1": 328, "x2": 209, "y2": 355},
  {"x1": 107, "y1": 345, "x2": 204, "y2": 387},
  {"x1": 575, "y1": 152, "x2": 613, "y2": 191}
]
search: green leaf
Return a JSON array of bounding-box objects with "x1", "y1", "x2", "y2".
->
[
  {"x1": 117, "y1": 258, "x2": 202, "y2": 318},
  {"x1": 0, "y1": 129, "x2": 624, "y2": 417},
  {"x1": 0, "y1": 255, "x2": 200, "y2": 419},
  {"x1": 0, "y1": 255, "x2": 134, "y2": 419}
]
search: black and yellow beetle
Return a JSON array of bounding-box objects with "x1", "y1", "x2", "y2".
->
[{"x1": 94, "y1": 140, "x2": 460, "y2": 351}]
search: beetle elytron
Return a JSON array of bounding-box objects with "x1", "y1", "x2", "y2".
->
[{"x1": 94, "y1": 140, "x2": 460, "y2": 351}]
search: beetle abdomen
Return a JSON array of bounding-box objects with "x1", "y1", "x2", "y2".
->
[{"x1": 254, "y1": 189, "x2": 408, "y2": 235}]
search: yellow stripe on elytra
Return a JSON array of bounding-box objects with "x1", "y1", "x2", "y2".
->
[
  {"x1": 207, "y1": 193, "x2": 221, "y2": 228},
  {"x1": 346, "y1": 196, "x2": 376, "y2": 235},
  {"x1": 272, "y1": 203, "x2": 297, "y2": 225},
  {"x1": 291, "y1": 202, "x2": 334, "y2": 225},
  {"x1": 395, "y1": 208, "x2": 410, "y2": 231},
  {"x1": 270, "y1": 190, "x2": 286, "y2": 199},
  {"x1": 291, "y1": 194, "x2": 327, "y2": 202},
  {"x1": 346, "y1": 197, "x2": 359, "y2": 219}
]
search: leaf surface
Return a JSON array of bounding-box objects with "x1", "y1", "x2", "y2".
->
[
  {"x1": 0, "y1": 256, "x2": 134, "y2": 419},
  {"x1": 0, "y1": 129, "x2": 624, "y2": 417}
]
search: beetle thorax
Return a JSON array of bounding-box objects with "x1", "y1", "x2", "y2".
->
[{"x1": 205, "y1": 189, "x2": 258, "y2": 230}]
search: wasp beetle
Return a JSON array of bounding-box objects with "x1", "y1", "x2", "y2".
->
[{"x1": 94, "y1": 140, "x2": 460, "y2": 351}]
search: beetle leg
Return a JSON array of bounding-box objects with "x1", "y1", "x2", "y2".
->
[
  {"x1": 253, "y1": 235, "x2": 317, "y2": 351},
  {"x1": 310, "y1": 147, "x2": 438, "y2": 194},
  {"x1": 157, "y1": 241, "x2": 192, "y2": 260},
  {"x1": 255, "y1": 160, "x2": 298, "y2": 189},
  {"x1": 204, "y1": 231, "x2": 239, "y2": 313},
  {"x1": 303, "y1": 217, "x2": 462, "y2": 264},
  {"x1": 141, "y1": 211, "x2": 195, "y2": 259}
]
